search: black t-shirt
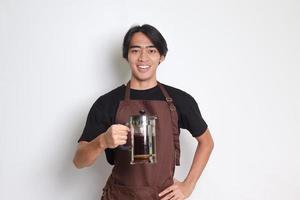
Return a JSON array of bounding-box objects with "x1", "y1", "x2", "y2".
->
[{"x1": 78, "y1": 83, "x2": 208, "y2": 164}]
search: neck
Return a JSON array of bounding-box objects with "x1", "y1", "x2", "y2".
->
[{"x1": 129, "y1": 77, "x2": 158, "y2": 90}]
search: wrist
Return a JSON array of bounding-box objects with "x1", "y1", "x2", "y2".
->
[
  {"x1": 95, "y1": 133, "x2": 108, "y2": 150},
  {"x1": 183, "y1": 178, "x2": 197, "y2": 188}
]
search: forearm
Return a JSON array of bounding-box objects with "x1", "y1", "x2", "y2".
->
[
  {"x1": 159, "y1": 132, "x2": 214, "y2": 200},
  {"x1": 73, "y1": 134, "x2": 107, "y2": 169},
  {"x1": 184, "y1": 133, "x2": 214, "y2": 186}
]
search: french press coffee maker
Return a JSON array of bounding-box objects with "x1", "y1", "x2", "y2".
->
[{"x1": 127, "y1": 110, "x2": 157, "y2": 164}]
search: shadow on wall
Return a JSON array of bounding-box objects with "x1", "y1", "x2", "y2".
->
[
  {"x1": 95, "y1": 36, "x2": 130, "y2": 87},
  {"x1": 109, "y1": 43, "x2": 130, "y2": 84},
  {"x1": 53, "y1": 108, "x2": 112, "y2": 199},
  {"x1": 54, "y1": 42, "x2": 130, "y2": 198}
]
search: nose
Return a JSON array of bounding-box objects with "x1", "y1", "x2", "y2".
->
[{"x1": 138, "y1": 49, "x2": 149, "y2": 62}]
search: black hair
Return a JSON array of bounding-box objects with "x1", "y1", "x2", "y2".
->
[{"x1": 122, "y1": 24, "x2": 168, "y2": 60}]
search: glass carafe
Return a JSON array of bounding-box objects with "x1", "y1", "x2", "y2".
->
[{"x1": 127, "y1": 110, "x2": 157, "y2": 164}]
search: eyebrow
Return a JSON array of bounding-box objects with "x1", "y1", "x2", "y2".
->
[{"x1": 129, "y1": 45, "x2": 156, "y2": 49}]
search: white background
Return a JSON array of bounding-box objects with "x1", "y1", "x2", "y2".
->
[{"x1": 1, "y1": 0, "x2": 299, "y2": 199}]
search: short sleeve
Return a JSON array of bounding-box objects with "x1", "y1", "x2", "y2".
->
[
  {"x1": 178, "y1": 95, "x2": 208, "y2": 137},
  {"x1": 78, "y1": 98, "x2": 116, "y2": 165},
  {"x1": 78, "y1": 99, "x2": 111, "y2": 142}
]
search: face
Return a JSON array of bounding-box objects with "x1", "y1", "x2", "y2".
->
[{"x1": 127, "y1": 32, "x2": 164, "y2": 84}]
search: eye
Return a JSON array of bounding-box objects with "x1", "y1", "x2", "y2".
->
[
  {"x1": 148, "y1": 49, "x2": 157, "y2": 54},
  {"x1": 130, "y1": 49, "x2": 140, "y2": 54}
]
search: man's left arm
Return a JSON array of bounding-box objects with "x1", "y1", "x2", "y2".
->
[{"x1": 159, "y1": 128, "x2": 214, "y2": 200}]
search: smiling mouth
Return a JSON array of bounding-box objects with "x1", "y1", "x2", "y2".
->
[
  {"x1": 138, "y1": 65, "x2": 150, "y2": 69},
  {"x1": 137, "y1": 65, "x2": 151, "y2": 72}
]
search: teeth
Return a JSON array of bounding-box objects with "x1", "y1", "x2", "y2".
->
[{"x1": 138, "y1": 65, "x2": 150, "y2": 69}]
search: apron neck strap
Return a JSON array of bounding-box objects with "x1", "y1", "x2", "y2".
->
[
  {"x1": 125, "y1": 81, "x2": 131, "y2": 100},
  {"x1": 157, "y1": 82, "x2": 172, "y2": 101}
]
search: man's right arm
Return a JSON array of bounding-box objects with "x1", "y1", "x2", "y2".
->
[{"x1": 73, "y1": 124, "x2": 129, "y2": 169}]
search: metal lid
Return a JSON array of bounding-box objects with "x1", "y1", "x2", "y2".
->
[{"x1": 129, "y1": 110, "x2": 157, "y2": 125}]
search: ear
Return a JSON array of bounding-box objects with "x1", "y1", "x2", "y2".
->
[{"x1": 159, "y1": 56, "x2": 165, "y2": 64}]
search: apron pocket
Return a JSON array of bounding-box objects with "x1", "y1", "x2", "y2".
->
[
  {"x1": 102, "y1": 183, "x2": 158, "y2": 200},
  {"x1": 102, "y1": 183, "x2": 135, "y2": 200},
  {"x1": 133, "y1": 187, "x2": 158, "y2": 200}
]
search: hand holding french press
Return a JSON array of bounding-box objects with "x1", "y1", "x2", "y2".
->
[{"x1": 102, "y1": 124, "x2": 130, "y2": 149}]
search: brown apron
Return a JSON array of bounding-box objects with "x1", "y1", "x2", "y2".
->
[{"x1": 101, "y1": 81, "x2": 180, "y2": 200}]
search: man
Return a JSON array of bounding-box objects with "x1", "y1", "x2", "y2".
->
[{"x1": 73, "y1": 24, "x2": 214, "y2": 200}]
